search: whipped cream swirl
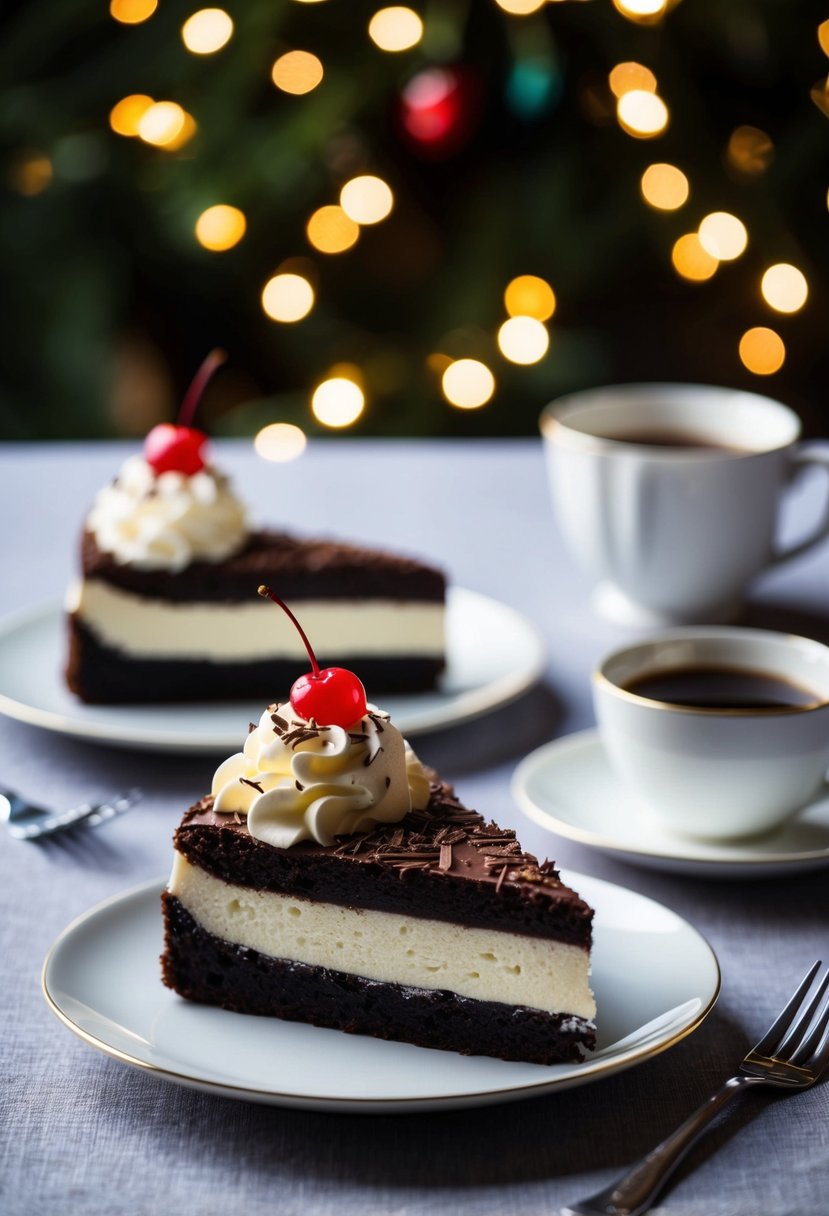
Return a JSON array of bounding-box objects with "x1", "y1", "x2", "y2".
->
[
  {"x1": 87, "y1": 455, "x2": 248, "y2": 572},
  {"x1": 212, "y1": 703, "x2": 430, "y2": 849}
]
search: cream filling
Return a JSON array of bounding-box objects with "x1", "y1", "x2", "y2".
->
[
  {"x1": 168, "y1": 854, "x2": 596, "y2": 1020},
  {"x1": 68, "y1": 579, "x2": 445, "y2": 661}
]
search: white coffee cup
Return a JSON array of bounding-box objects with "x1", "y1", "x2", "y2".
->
[
  {"x1": 540, "y1": 383, "x2": 829, "y2": 626},
  {"x1": 593, "y1": 627, "x2": 829, "y2": 841}
]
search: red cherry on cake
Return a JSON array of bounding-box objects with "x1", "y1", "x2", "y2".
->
[
  {"x1": 143, "y1": 348, "x2": 227, "y2": 477},
  {"x1": 258, "y1": 585, "x2": 368, "y2": 729}
]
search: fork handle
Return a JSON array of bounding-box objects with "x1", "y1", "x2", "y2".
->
[{"x1": 563, "y1": 1074, "x2": 762, "y2": 1216}]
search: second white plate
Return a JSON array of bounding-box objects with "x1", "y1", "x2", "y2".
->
[{"x1": 0, "y1": 588, "x2": 545, "y2": 753}]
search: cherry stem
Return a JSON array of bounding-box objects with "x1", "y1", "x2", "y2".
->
[
  {"x1": 177, "y1": 348, "x2": 227, "y2": 429},
  {"x1": 257, "y1": 585, "x2": 320, "y2": 677}
]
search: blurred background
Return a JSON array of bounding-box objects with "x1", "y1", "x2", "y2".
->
[{"x1": 1, "y1": 0, "x2": 827, "y2": 444}]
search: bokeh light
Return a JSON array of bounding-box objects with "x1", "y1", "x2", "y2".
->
[
  {"x1": 739, "y1": 327, "x2": 785, "y2": 376},
  {"x1": 9, "y1": 153, "x2": 53, "y2": 196},
  {"x1": 608, "y1": 62, "x2": 657, "y2": 98},
  {"x1": 312, "y1": 375, "x2": 365, "y2": 427},
  {"x1": 616, "y1": 90, "x2": 669, "y2": 138},
  {"x1": 819, "y1": 19, "x2": 829, "y2": 57},
  {"x1": 110, "y1": 0, "x2": 157, "y2": 24},
  {"x1": 261, "y1": 273, "x2": 315, "y2": 322},
  {"x1": 698, "y1": 211, "x2": 747, "y2": 260},
  {"x1": 497, "y1": 317, "x2": 549, "y2": 364},
  {"x1": 138, "y1": 102, "x2": 194, "y2": 148},
  {"x1": 494, "y1": 0, "x2": 546, "y2": 14},
  {"x1": 504, "y1": 275, "x2": 556, "y2": 321},
  {"x1": 181, "y1": 9, "x2": 233, "y2": 54},
  {"x1": 306, "y1": 205, "x2": 359, "y2": 253},
  {"x1": 368, "y1": 7, "x2": 423, "y2": 52},
  {"x1": 109, "y1": 94, "x2": 155, "y2": 137},
  {"x1": 254, "y1": 423, "x2": 308, "y2": 462},
  {"x1": 272, "y1": 51, "x2": 324, "y2": 95},
  {"x1": 760, "y1": 264, "x2": 808, "y2": 314},
  {"x1": 726, "y1": 126, "x2": 774, "y2": 176},
  {"x1": 194, "y1": 205, "x2": 246, "y2": 251},
  {"x1": 612, "y1": 0, "x2": 668, "y2": 22},
  {"x1": 441, "y1": 359, "x2": 495, "y2": 409},
  {"x1": 671, "y1": 233, "x2": 718, "y2": 282},
  {"x1": 339, "y1": 175, "x2": 394, "y2": 225},
  {"x1": 640, "y1": 163, "x2": 689, "y2": 210}
]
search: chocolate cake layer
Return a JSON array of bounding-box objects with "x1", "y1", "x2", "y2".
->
[
  {"x1": 173, "y1": 780, "x2": 594, "y2": 947},
  {"x1": 65, "y1": 616, "x2": 443, "y2": 704},
  {"x1": 80, "y1": 530, "x2": 446, "y2": 604},
  {"x1": 161, "y1": 893, "x2": 595, "y2": 1064}
]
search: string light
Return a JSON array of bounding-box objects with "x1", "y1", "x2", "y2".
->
[
  {"x1": 640, "y1": 163, "x2": 689, "y2": 210},
  {"x1": 671, "y1": 233, "x2": 718, "y2": 282},
  {"x1": 137, "y1": 102, "x2": 196, "y2": 149},
  {"x1": 194, "y1": 205, "x2": 246, "y2": 251},
  {"x1": 441, "y1": 360, "x2": 495, "y2": 409},
  {"x1": 726, "y1": 126, "x2": 774, "y2": 176},
  {"x1": 312, "y1": 373, "x2": 365, "y2": 428},
  {"x1": 368, "y1": 7, "x2": 423, "y2": 53},
  {"x1": 339, "y1": 175, "x2": 394, "y2": 224},
  {"x1": 497, "y1": 317, "x2": 549, "y2": 364},
  {"x1": 109, "y1": 94, "x2": 155, "y2": 137},
  {"x1": 306, "y1": 205, "x2": 359, "y2": 253},
  {"x1": 698, "y1": 211, "x2": 747, "y2": 260},
  {"x1": 608, "y1": 62, "x2": 657, "y2": 98},
  {"x1": 616, "y1": 90, "x2": 669, "y2": 138},
  {"x1": 739, "y1": 327, "x2": 785, "y2": 376},
  {"x1": 9, "y1": 153, "x2": 52, "y2": 196},
  {"x1": 494, "y1": 0, "x2": 546, "y2": 14},
  {"x1": 181, "y1": 9, "x2": 233, "y2": 55},
  {"x1": 272, "y1": 51, "x2": 324, "y2": 95},
  {"x1": 504, "y1": 275, "x2": 556, "y2": 321},
  {"x1": 110, "y1": 0, "x2": 157, "y2": 24},
  {"x1": 760, "y1": 264, "x2": 808, "y2": 314},
  {"x1": 254, "y1": 423, "x2": 308, "y2": 462},
  {"x1": 261, "y1": 273, "x2": 315, "y2": 322},
  {"x1": 612, "y1": 0, "x2": 668, "y2": 23}
]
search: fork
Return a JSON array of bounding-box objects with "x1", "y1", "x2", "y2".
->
[
  {"x1": 0, "y1": 787, "x2": 141, "y2": 840},
  {"x1": 564, "y1": 960, "x2": 829, "y2": 1216}
]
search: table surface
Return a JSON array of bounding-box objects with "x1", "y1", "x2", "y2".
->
[{"x1": 2, "y1": 439, "x2": 828, "y2": 1216}]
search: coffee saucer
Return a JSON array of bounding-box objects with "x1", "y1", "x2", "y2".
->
[{"x1": 512, "y1": 729, "x2": 829, "y2": 879}]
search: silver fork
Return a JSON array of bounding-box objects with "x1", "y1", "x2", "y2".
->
[
  {"x1": 564, "y1": 960, "x2": 829, "y2": 1216},
  {"x1": 0, "y1": 787, "x2": 141, "y2": 840}
]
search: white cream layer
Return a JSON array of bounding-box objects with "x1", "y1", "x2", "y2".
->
[
  {"x1": 68, "y1": 580, "x2": 445, "y2": 661},
  {"x1": 169, "y1": 854, "x2": 596, "y2": 1020}
]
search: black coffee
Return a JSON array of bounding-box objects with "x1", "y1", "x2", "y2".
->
[
  {"x1": 624, "y1": 665, "x2": 822, "y2": 711},
  {"x1": 608, "y1": 429, "x2": 744, "y2": 451}
]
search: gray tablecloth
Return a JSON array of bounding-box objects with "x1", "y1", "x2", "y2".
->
[{"x1": 1, "y1": 439, "x2": 827, "y2": 1216}]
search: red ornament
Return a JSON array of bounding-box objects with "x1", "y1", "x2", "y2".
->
[
  {"x1": 398, "y1": 66, "x2": 481, "y2": 159},
  {"x1": 257, "y1": 585, "x2": 368, "y2": 729},
  {"x1": 143, "y1": 348, "x2": 226, "y2": 476}
]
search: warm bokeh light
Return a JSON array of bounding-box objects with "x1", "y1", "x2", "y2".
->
[
  {"x1": 254, "y1": 423, "x2": 308, "y2": 462},
  {"x1": 109, "y1": 94, "x2": 155, "y2": 137},
  {"x1": 640, "y1": 163, "x2": 689, "y2": 210},
  {"x1": 608, "y1": 62, "x2": 657, "y2": 98},
  {"x1": 9, "y1": 153, "x2": 53, "y2": 196},
  {"x1": 164, "y1": 113, "x2": 198, "y2": 152},
  {"x1": 494, "y1": 0, "x2": 546, "y2": 14},
  {"x1": 698, "y1": 211, "x2": 748, "y2": 260},
  {"x1": 261, "y1": 273, "x2": 315, "y2": 322},
  {"x1": 138, "y1": 102, "x2": 190, "y2": 147},
  {"x1": 760, "y1": 264, "x2": 808, "y2": 314},
  {"x1": 504, "y1": 275, "x2": 556, "y2": 321},
  {"x1": 194, "y1": 205, "x2": 246, "y2": 251},
  {"x1": 726, "y1": 126, "x2": 774, "y2": 176},
  {"x1": 671, "y1": 233, "x2": 718, "y2": 282},
  {"x1": 739, "y1": 328, "x2": 785, "y2": 376},
  {"x1": 441, "y1": 359, "x2": 495, "y2": 409},
  {"x1": 339, "y1": 175, "x2": 394, "y2": 225},
  {"x1": 306, "y1": 205, "x2": 359, "y2": 253},
  {"x1": 311, "y1": 376, "x2": 365, "y2": 428},
  {"x1": 497, "y1": 317, "x2": 549, "y2": 365},
  {"x1": 368, "y1": 7, "x2": 423, "y2": 52},
  {"x1": 181, "y1": 9, "x2": 233, "y2": 54},
  {"x1": 271, "y1": 50, "x2": 324, "y2": 95},
  {"x1": 612, "y1": 0, "x2": 668, "y2": 21},
  {"x1": 819, "y1": 19, "x2": 829, "y2": 57},
  {"x1": 110, "y1": 0, "x2": 157, "y2": 24},
  {"x1": 616, "y1": 90, "x2": 669, "y2": 138}
]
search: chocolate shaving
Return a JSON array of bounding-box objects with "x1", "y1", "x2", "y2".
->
[
  {"x1": 248, "y1": 722, "x2": 257, "y2": 735},
  {"x1": 295, "y1": 781, "x2": 304, "y2": 792},
  {"x1": 385, "y1": 776, "x2": 391, "y2": 789},
  {"x1": 363, "y1": 746, "x2": 383, "y2": 767},
  {"x1": 495, "y1": 865, "x2": 509, "y2": 894},
  {"x1": 239, "y1": 777, "x2": 264, "y2": 794},
  {"x1": 348, "y1": 731, "x2": 369, "y2": 743},
  {"x1": 438, "y1": 844, "x2": 453, "y2": 872}
]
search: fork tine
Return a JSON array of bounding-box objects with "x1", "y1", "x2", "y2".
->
[
  {"x1": 789, "y1": 984, "x2": 829, "y2": 1068},
  {"x1": 751, "y1": 960, "x2": 821, "y2": 1057},
  {"x1": 777, "y1": 967, "x2": 829, "y2": 1059}
]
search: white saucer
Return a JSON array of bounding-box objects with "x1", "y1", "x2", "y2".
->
[
  {"x1": 512, "y1": 730, "x2": 829, "y2": 879},
  {"x1": 42, "y1": 872, "x2": 719, "y2": 1113},
  {"x1": 0, "y1": 588, "x2": 545, "y2": 753}
]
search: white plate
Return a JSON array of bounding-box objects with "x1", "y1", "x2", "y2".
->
[
  {"x1": 513, "y1": 729, "x2": 829, "y2": 879},
  {"x1": 0, "y1": 588, "x2": 545, "y2": 753},
  {"x1": 42, "y1": 872, "x2": 719, "y2": 1113}
]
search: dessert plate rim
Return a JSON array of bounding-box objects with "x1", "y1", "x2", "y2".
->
[
  {"x1": 0, "y1": 588, "x2": 546, "y2": 752},
  {"x1": 41, "y1": 871, "x2": 720, "y2": 1114},
  {"x1": 512, "y1": 728, "x2": 829, "y2": 879}
]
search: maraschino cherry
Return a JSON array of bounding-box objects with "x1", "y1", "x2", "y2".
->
[
  {"x1": 143, "y1": 348, "x2": 227, "y2": 476},
  {"x1": 257, "y1": 585, "x2": 368, "y2": 730}
]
